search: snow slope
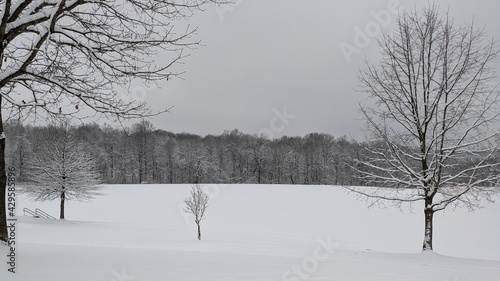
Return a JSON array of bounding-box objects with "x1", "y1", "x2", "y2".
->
[{"x1": 1, "y1": 184, "x2": 499, "y2": 280}]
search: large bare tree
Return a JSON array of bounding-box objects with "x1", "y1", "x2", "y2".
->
[
  {"x1": 0, "y1": 0, "x2": 224, "y2": 242},
  {"x1": 348, "y1": 6, "x2": 500, "y2": 251}
]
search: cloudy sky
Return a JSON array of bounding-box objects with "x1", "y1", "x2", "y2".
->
[{"x1": 141, "y1": 0, "x2": 500, "y2": 140}]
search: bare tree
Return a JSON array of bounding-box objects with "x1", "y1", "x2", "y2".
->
[
  {"x1": 184, "y1": 184, "x2": 209, "y2": 240},
  {"x1": 131, "y1": 120, "x2": 155, "y2": 183},
  {"x1": 0, "y1": 0, "x2": 224, "y2": 242},
  {"x1": 348, "y1": 5, "x2": 500, "y2": 252},
  {"x1": 249, "y1": 137, "x2": 269, "y2": 184},
  {"x1": 22, "y1": 123, "x2": 101, "y2": 219}
]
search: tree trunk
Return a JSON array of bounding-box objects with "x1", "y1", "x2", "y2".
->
[
  {"x1": 60, "y1": 192, "x2": 65, "y2": 220},
  {"x1": 197, "y1": 222, "x2": 201, "y2": 240},
  {"x1": 138, "y1": 153, "x2": 143, "y2": 184},
  {"x1": 0, "y1": 103, "x2": 7, "y2": 243},
  {"x1": 335, "y1": 161, "x2": 339, "y2": 185},
  {"x1": 422, "y1": 205, "x2": 434, "y2": 251},
  {"x1": 19, "y1": 144, "x2": 23, "y2": 180},
  {"x1": 110, "y1": 146, "x2": 115, "y2": 181},
  {"x1": 0, "y1": 135, "x2": 6, "y2": 242}
]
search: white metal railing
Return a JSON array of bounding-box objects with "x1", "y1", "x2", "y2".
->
[
  {"x1": 35, "y1": 208, "x2": 56, "y2": 220},
  {"x1": 23, "y1": 208, "x2": 56, "y2": 219},
  {"x1": 23, "y1": 208, "x2": 37, "y2": 217}
]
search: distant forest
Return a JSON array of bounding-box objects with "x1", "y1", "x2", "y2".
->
[{"x1": 4, "y1": 120, "x2": 367, "y2": 186}]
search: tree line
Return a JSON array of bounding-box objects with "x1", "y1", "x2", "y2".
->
[
  {"x1": 4, "y1": 120, "x2": 369, "y2": 186},
  {"x1": 6, "y1": 118, "x2": 498, "y2": 190}
]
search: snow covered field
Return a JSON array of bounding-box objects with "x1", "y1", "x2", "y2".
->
[{"x1": 1, "y1": 184, "x2": 499, "y2": 280}]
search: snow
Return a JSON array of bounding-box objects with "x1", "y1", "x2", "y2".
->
[
  {"x1": 1, "y1": 184, "x2": 499, "y2": 280},
  {"x1": 5, "y1": 9, "x2": 53, "y2": 34}
]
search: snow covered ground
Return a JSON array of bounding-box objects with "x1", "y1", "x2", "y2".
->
[{"x1": 1, "y1": 184, "x2": 499, "y2": 280}]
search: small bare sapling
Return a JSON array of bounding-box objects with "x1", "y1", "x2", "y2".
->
[{"x1": 184, "y1": 185, "x2": 209, "y2": 240}]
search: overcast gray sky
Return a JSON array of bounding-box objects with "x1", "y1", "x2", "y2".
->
[{"x1": 140, "y1": 0, "x2": 500, "y2": 140}]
